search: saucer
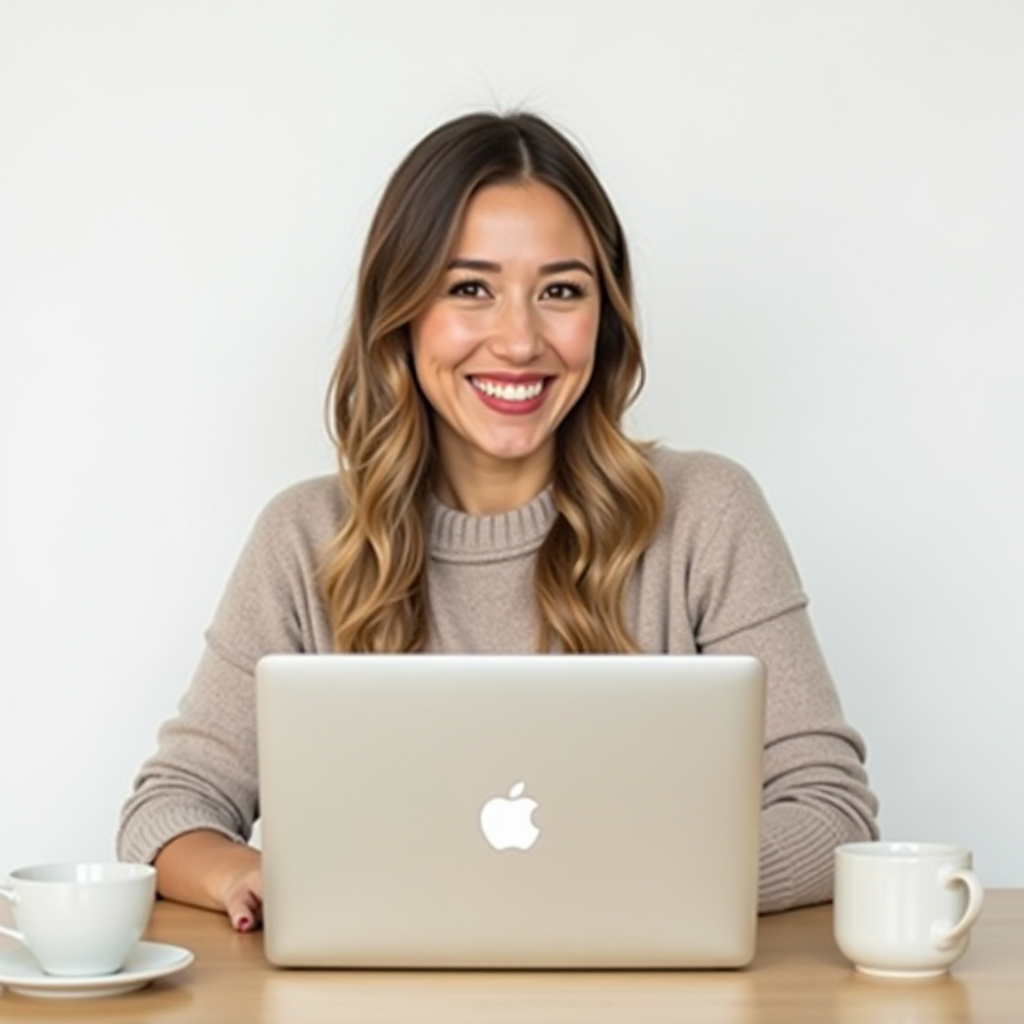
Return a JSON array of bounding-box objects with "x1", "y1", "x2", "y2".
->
[{"x1": 0, "y1": 941, "x2": 193, "y2": 999}]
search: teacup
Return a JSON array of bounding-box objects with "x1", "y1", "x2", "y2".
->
[
  {"x1": 833, "y1": 841, "x2": 984, "y2": 978},
  {"x1": 0, "y1": 861, "x2": 156, "y2": 977}
]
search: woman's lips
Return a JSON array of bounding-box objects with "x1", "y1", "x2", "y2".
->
[{"x1": 468, "y1": 375, "x2": 551, "y2": 414}]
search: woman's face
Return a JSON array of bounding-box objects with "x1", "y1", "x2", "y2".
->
[{"x1": 410, "y1": 180, "x2": 600, "y2": 513}]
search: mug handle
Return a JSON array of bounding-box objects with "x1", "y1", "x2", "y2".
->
[
  {"x1": 0, "y1": 883, "x2": 27, "y2": 945},
  {"x1": 934, "y1": 867, "x2": 985, "y2": 949}
]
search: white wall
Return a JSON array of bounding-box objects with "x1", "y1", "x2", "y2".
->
[{"x1": 1, "y1": 1, "x2": 1021, "y2": 885}]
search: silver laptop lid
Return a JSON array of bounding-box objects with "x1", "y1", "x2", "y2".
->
[{"x1": 256, "y1": 654, "x2": 765, "y2": 969}]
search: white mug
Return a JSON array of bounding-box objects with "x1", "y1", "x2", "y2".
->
[
  {"x1": 833, "y1": 841, "x2": 984, "y2": 978},
  {"x1": 0, "y1": 862, "x2": 156, "y2": 977}
]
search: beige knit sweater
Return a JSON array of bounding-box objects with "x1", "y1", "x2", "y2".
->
[{"x1": 118, "y1": 448, "x2": 878, "y2": 913}]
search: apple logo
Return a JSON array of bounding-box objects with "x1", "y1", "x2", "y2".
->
[{"x1": 479, "y1": 781, "x2": 541, "y2": 851}]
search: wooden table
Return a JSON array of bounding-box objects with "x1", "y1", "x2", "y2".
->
[{"x1": 1, "y1": 891, "x2": 1020, "y2": 1021}]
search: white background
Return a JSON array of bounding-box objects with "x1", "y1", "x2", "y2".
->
[{"x1": 1, "y1": 2, "x2": 1021, "y2": 885}]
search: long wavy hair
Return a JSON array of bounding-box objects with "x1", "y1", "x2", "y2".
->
[{"x1": 322, "y1": 111, "x2": 664, "y2": 653}]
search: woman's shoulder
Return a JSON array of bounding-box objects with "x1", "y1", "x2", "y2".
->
[
  {"x1": 261, "y1": 473, "x2": 345, "y2": 511},
  {"x1": 645, "y1": 445, "x2": 779, "y2": 535},
  {"x1": 647, "y1": 446, "x2": 760, "y2": 498},
  {"x1": 249, "y1": 473, "x2": 346, "y2": 550}
]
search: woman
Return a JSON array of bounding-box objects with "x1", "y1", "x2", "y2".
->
[{"x1": 118, "y1": 111, "x2": 878, "y2": 931}]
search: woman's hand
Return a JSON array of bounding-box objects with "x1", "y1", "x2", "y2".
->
[
  {"x1": 153, "y1": 830, "x2": 264, "y2": 931},
  {"x1": 219, "y1": 862, "x2": 264, "y2": 932}
]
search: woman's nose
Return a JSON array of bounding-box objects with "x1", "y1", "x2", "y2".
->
[{"x1": 489, "y1": 298, "x2": 544, "y2": 362}]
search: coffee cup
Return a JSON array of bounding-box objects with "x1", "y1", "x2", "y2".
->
[
  {"x1": 833, "y1": 841, "x2": 984, "y2": 978},
  {"x1": 0, "y1": 862, "x2": 156, "y2": 977}
]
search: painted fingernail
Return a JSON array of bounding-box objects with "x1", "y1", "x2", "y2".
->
[{"x1": 236, "y1": 916, "x2": 253, "y2": 931}]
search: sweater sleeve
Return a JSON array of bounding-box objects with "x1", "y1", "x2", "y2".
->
[
  {"x1": 117, "y1": 479, "x2": 337, "y2": 865},
  {"x1": 116, "y1": 646, "x2": 262, "y2": 864},
  {"x1": 706, "y1": 608, "x2": 879, "y2": 912},
  {"x1": 685, "y1": 459, "x2": 879, "y2": 913}
]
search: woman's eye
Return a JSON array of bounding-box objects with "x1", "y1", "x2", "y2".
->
[
  {"x1": 448, "y1": 279, "x2": 488, "y2": 298},
  {"x1": 542, "y1": 281, "x2": 585, "y2": 300}
]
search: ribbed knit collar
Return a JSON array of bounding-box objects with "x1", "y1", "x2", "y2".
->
[{"x1": 427, "y1": 487, "x2": 557, "y2": 564}]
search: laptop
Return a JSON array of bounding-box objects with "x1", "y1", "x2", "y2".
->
[{"x1": 255, "y1": 653, "x2": 765, "y2": 969}]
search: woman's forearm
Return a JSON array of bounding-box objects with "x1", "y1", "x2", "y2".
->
[{"x1": 154, "y1": 830, "x2": 263, "y2": 929}]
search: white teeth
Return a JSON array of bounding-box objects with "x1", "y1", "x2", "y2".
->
[{"x1": 471, "y1": 378, "x2": 545, "y2": 402}]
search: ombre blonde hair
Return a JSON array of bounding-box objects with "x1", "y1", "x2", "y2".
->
[{"x1": 323, "y1": 112, "x2": 664, "y2": 653}]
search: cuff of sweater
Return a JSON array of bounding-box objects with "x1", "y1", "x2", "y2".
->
[
  {"x1": 758, "y1": 803, "x2": 842, "y2": 914},
  {"x1": 117, "y1": 806, "x2": 247, "y2": 866}
]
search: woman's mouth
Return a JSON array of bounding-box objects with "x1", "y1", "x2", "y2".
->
[
  {"x1": 467, "y1": 375, "x2": 551, "y2": 414},
  {"x1": 469, "y1": 376, "x2": 547, "y2": 402}
]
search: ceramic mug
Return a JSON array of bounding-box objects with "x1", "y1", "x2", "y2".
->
[
  {"x1": 0, "y1": 861, "x2": 156, "y2": 977},
  {"x1": 833, "y1": 841, "x2": 984, "y2": 978}
]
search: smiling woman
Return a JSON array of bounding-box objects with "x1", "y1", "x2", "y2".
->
[
  {"x1": 411, "y1": 180, "x2": 601, "y2": 513},
  {"x1": 323, "y1": 112, "x2": 664, "y2": 658},
  {"x1": 117, "y1": 111, "x2": 878, "y2": 931}
]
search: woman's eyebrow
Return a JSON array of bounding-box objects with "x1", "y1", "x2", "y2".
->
[
  {"x1": 447, "y1": 257, "x2": 595, "y2": 277},
  {"x1": 447, "y1": 258, "x2": 501, "y2": 273},
  {"x1": 540, "y1": 259, "x2": 595, "y2": 277}
]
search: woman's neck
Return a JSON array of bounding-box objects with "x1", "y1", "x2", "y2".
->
[{"x1": 433, "y1": 454, "x2": 553, "y2": 516}]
